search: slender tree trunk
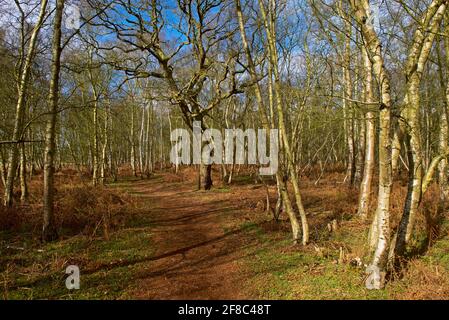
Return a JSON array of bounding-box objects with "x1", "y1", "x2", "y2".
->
[
  {"x1": 29, "y1": 129, "x2": 35, "y2": 178},
  {"x1": 100, "y1": 101, "x2": 109, "y2": 185},
  {"x1": 354, "y1": 114, "x2": 366, "y2": 185},
  {"x1": 146, "y1": 101, "x2": 153, "y2": 175},
  {"x1": 144, "y1": 101, "x2": 151, "y2": 176},
  {"x1": 391, "y1": 128, "x2": 404, "y2": 175},
  {"x1": 19, "y1": 143, "x2": 27, "y2": 203},
  {"x1": 343, "y1": 15, "x2": 355, "y2": 186},
  {"x1": 259, "y1": 0, "x2": 309, "y2": 245},
  {"x1": 87, "y1": 53, "x2": 99, "y2": 186},
  {"x1": 4, "y1": 0, "x2": 48, "y2": 207},
  {"x1": 0, "y1": 149, "x2": 6, "y2": 187},
  {"x1": 235, "y1": 0, "x2": 301, "y2": 242},
  {"x1": 139, "y1": 105, "x2": 145, "y2": 175},
  {"x1": 92, "y1": 99, "x2": 99, "y2": 185},
  {"x1": 395, "y1": 2, "x2": 447, "y2": 257},
  {"x1": 131, "y1": 103, "x2": 137, "y2": 177},
  {"x1": 438, "y1": 23, "x2": 449, "y2": 200},
  {"x1": 358, "y1": 46, "x2": 375, "y2": 219},
  {"x1": 351, "y1": 0, "x2": 393, "y2": 289},
  {"x1": 42, "y1": 0, "x2": 64, "y2": 242}
]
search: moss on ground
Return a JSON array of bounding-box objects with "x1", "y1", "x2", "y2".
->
[
  {"x1": 1, "y1": 225, "x2": 155, "y2": 299},
  {"x1": 241, "y1": 219, "x2": 449, "y2": 300},
  {"x1": 0, "y1": 179, "x2": 156, "y2": 300}
]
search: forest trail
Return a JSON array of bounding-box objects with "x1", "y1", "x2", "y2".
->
[{"x1": 119, "y1": 175, "x2": 253, "y2": 299}]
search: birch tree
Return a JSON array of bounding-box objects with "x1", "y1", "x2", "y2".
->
[
  {"x1": 258, "y1": 0, "x2": 309, "y2": 244},
  {"x1": 394, "y1": 0, "x2": 448, "y2": 257},
  {"x1": 357, "y1": 46, "x2": 375, "y2": 219},
  {"x1": 234, "y1": 0, "x2": 305, "y2": 243},
  {"x1": 42, "y1": 0, "x2": 65, "y2": 241},
  {"x1": 3, "y1": 0, "x2": 48, "y2": 207},
  {"x1": 350, "y1": 0, "x2": 394, "y2": 289}
]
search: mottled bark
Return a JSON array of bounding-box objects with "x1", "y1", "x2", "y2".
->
[
  {"x1": 358, "y1": 47, "x2": 375, "y2": 219},
  {"x1": 438, "y1": 21, "x2": 449, "y2": 200},
  {"x1": 100, "y1": 102, "x2": 109, "y2": 185},
  {"x1": 343, "y1": 14, "x2": 355, "y2": 186},
  {"x1": 259, "y1": 0, "x2": 309, "y2": 245},
  {"x1": 351, "y1": 0, "x2": 393, "y2": 289},
  {"x1": 131, "y1": 103, "x2": 137, "y2": 177},
  {"x1": 354, "y1": 114, "x2": 366, "y2": 185},
  {"x1": 87, "y1": 51, "x2": 99, "y2": 186},
  {"x1": 235, "y1": 0, "x2": 302, "y2": 242},
  {"x1": 43, "y1": 0, "x2": 64, "y2": 242},
  {"x1": 19, "y1": 143, "x2": 27, "y2": 203},
  {"x1": 395, "y1": 1, "x2": 447, "y2": 257},
  {"x1": 4, "y1": 0, "x2": 48, "y2": 207}
]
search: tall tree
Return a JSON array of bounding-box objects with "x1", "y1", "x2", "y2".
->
[
  {"x1": 42, "y1": 0, "x2": 65, "y2": 241},
  {"x1": 259, "y1": 0, "x2": 309, "y2": 244},
  {"x1": 357, "y1": 46, "x2": 375, "y2": 219},
  {"x1": 350, "y1": 0, "x2": 394, "y2": 289},
  {"x1": 3, "y1": 0, "x2": 48, "y2": 207},
  {"x1": 394, "y1": 0, "x2": 448, "y2": 257}
]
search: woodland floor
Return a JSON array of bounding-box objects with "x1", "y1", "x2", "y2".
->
[{"x1": 1, "y1": 168, "x2": 449, "y2": 299}]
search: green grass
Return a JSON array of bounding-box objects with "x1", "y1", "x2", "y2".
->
[
  {"x1": 1, "y1": 228, "x2": 155, "y2": 299},
  {"x1": 3, "y1": 174, "x2": 449, "y2": 300},
  {"x1": 423, "y1": 238, "x2": 449, "y2": 272},
  {"x1": 214, "y1": 186, "x2": 231, "y2": 193},
  {"x1": 241, "y1": 221, "x2": 406, "y2": 300},
  {"x1": 241, "y1": 214, "x2": 449, "y2": 299},
  {"x1": 0, "y1": 178, "x2": 157, "y2": 300}
]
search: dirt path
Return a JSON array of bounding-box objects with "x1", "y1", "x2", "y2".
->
[{"x1": 122, "y1": 176, "x2": 256, "y2": 299}]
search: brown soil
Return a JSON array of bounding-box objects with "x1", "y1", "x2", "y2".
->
[{"x1": 124, "y1": 176, "x2": 262, "y2": 299}]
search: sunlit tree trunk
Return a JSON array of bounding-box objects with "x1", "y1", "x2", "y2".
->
[
  {"x1": 19, "y1": 143, "x2": 28, "y2": 203},
  {"x1": 395, "y1": 1, "x2": 447, "y2": 257},
  {"x1": 438, "y1": 23, "x2": 449, "y2": 200},
  {"x1": 92, "y1": 100, "x2": 99, "y2": 185},
  {"x1": 130, "y1": 102, "x2": 137, "y2": 177},
  {"x1": 146, "y1": 101, "x2": 153, "y2": 175},
  {"x1": 358, "y1": 47, "x2": 375, "y2": 219},
  {"x1": 0, "y1": 149, "x2": 6, "y2": 187},
  {"x1": 100, "y1": 101, "x2": 109, "y2": 185},
  {"x1": 144, "y1": 101, "x2": 151, "y2": 176},
  {"x1": 42, "y1": 0, "x2": 64, "y2": 241},
  {"x1": 4, "y1": 0, "x2": 48, "y2": 207},
  {"x1": 235, "y1": 0, "x2": 302, "y2": 242},
  {"x1": 391, "y1": 128, "x2": 404, "y2": 175},
  {"x1": 259, "y1": 0, "x2": 309, "y2": 245},
  {"x1": 139, "y1": 105, "x2": 145, "y2": 175},
  {"x1": 87, "y1": 50, "x2": 100, "y2": 186},
  {"x1": 351, "y1": 0, "x2": 393, "y2": 289},
  {"x1": 354, "y1": 115, "x2": 366, "y2": 185},
  {"x1": 342, "y1": 13, "x2": 355, "y2": 186}
]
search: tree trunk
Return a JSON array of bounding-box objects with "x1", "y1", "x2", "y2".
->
[
  {"x1": 19, "y1": 143, "x2": 28, "y2": 203},
  {"x1": 139, "y1": 105, "x2": 145, "y2": 175},
  {"x1": 131, "y1": 103, "x2": 137, "y2": 176},
  {"x1": 351, "y1": 0, "x2": 393, "y2": 289},
  {"x1": 100, "y1": 101, "x2": 109, "y2": 185},
  {"x1": 4, "y1": 0, "x2": 48, "y2": 207},
  {"x1": 358, "y1": 46, "x2": 375, "y2": 219},
  {"x1": 92, "y1": 99, "x2": 99, "y2": 185},
  {"x1": 394, "y1": 1, "x2": 447, "y2": 257},
  {"x1": 201, "y1": 163, "x2": 213, "y2": 190},
  {"x1": 235, "y1": 0, "x2": 303, "y2": 243},
  {"x1": 438, "y1": 21, "x2": 449, "y2": 200},
  {"x1": 343, "y1": 15, "x2": 355, "y2": 186},
  {"x1": 42, "y1": 0, "x2": 64, "y2": 242},
  {"x1": 259, "y1": 0, "x2": 309, "y2": 245},
  {"x1": 87, "y1": 50, "x2": 100, "y2": 186}
]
